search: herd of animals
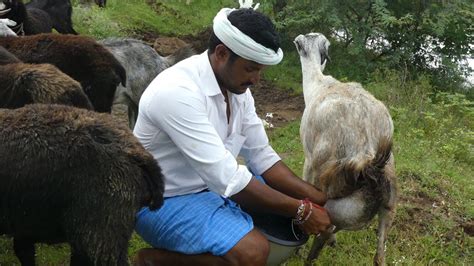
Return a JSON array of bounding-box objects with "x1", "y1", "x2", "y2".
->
[{"x1": 0, "y1": 1, "x2": 397, "y2": 265}]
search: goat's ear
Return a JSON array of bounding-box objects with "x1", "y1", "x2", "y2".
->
[{"x1": 320, "y1": 39, "x2": 331, "y2": 66}]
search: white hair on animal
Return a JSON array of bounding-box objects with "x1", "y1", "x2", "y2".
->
[{"x1": 294, "y1": 32, "x2": 398, "y2": 266}]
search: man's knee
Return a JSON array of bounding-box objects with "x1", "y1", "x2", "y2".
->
[{"x1": 224, "y1": 229, "x2": 270, "y2": 266}]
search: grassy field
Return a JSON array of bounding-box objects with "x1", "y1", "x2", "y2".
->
[{"x1": 1, "y1": 0, "x2": 473, "y2": 265}]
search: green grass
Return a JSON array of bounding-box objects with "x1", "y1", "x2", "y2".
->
[
  {"x1": 71, "y1": 0, "x2": 236, "y2": 38},
  {"x1": 1, "y1": 0, "x2": 473, "y2": 265}
]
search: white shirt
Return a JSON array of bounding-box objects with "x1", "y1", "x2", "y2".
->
[{"x1": 134, "y1": 51, "x2": 281, "y2": 198}]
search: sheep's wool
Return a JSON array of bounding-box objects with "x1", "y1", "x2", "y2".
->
[{"x1": 213, "y1": 7, "x2": 283, "y2": 65}]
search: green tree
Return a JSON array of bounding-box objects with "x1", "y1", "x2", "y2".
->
[{"x1": 270, "y1": 0, "x2": 473, "y2": 90}]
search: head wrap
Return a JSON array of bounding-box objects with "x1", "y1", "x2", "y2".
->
[{"x1": 212, "y1": 1, "x2": 283, "y2": 65}]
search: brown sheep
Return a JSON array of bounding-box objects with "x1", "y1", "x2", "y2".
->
[
  {"x1": 0, "y1": 104, "x2": 164, "y2": 265},
  {"x1": 0, "y1": 62, "x2": 93, "y2": 109},
  {"x1": 0, "y1": 45, "x2": 20, "y2": 64},
  {"x1": 0, "y1": 33, "x2": 126, "y2": 112}
]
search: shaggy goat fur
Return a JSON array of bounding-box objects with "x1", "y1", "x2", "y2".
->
[
  {"x1": 100, "y1": 37, "x2": 195, "y2": 128},
  {"x1": 294, "y1": 33, "x2": 397, "y2": 266},
  {"x1": 26, "y1": 0, "x2": 77, "y2": 34},
  {"x1": 0, "y1": 33, "x2": 127, "y2": 112},
  {"x1": 0, "y1": 0, "x2": 53, "y2": 35},
  {"x1": 0, "y1": 62, "x2": 93, "y2": 109},
  {"x1": 0, "y1": 104, "x2": 164, "y2": 265}
]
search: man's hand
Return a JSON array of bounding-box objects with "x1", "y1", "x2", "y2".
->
[{"x1": 298, "y1": 202, "x2": 332, "y2": 235}]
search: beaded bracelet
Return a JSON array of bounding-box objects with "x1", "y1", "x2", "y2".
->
[
  {"x1": 295, "y1": 200, "x2": 305, "y2": 221},
  {"x1": 293, "y1": 199, "x2": 313, "y2": 225}
]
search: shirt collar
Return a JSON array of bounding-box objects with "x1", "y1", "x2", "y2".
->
[
  {"x1": 198, "y1": 51, "x2": 222, "y2": 97},
  {"x1": 197, "y1": 51, "x2": 247, "y2": 105}
]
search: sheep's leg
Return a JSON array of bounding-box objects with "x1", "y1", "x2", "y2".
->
[
  {"x1": 70, "y1": 248, "x2": 93, "y2": 266},
  {"x1": 374, "y1": 157, "x2": 397, "y2": 266},
  {"x1": 305, "y1": 233, "x2": 331, "y2": 266},
  {"x1": 13, "y1": 238, "x2": 35, "y2": 266}
]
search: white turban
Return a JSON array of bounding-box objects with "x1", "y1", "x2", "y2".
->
[{"x1": 212, "y1": 7, "x2": 283, "y2": 65}]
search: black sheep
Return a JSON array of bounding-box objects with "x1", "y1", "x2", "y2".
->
[
  {"x1": 0, "y1": 0, "x2": 53, "y2": 35},
  {"x1": 0, "y1": 33, "x2": 127, "y2": 112},
  {"x1": 0, "y1": 104, "x2": 164, "y2": 265},
  {"x1": 0, "y1": 45, "x2": 93, "y2": 109},
  {"x1": 0, "y1": 62, "x2": 94, "y2": 109},
  {"x1": 26, "y1": 0, "x2": 78, "y2": 34}
]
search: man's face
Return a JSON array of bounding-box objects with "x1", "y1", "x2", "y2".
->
[{"x1": 215, "y1": 47, "x2": 266, "y2": 95}]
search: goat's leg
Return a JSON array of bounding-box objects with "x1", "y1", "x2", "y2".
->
[
  {"x1": 374, "y1": 207, "x2": 395, "y2": 266},
  {"x1": 305, "y1": 233, "x2": 331, "y2": 266},
  {"x1": 374, "y1": 157, "x2": 397, "y2": 266},
  {"x1": 13, "y1": 237, "x2": 35, "y2": 266}
]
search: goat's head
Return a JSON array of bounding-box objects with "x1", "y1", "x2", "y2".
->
[{"x1": 294, "y1": 33, "x2": 331, "y2": 72}]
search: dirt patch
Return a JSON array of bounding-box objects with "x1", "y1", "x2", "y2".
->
[
  {"x1": 252, "y1": 80, "x2": 305, "y2": 128},
  {"x1": 461, "y1": 220, "x2": 474, "y2": 236}
]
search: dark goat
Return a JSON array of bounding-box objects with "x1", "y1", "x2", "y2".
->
[
  {"x1": 0, "y1": 104, "x2": 164, "y2": 265},
  {"x1": 0, "y1": 33, "x2": 127, "y2": 112},
  {"x1": 81, "y1": 0, "x2": 106, "y2": 8},
  {"x1": 26, "y1": 0, "x2": 77, "y2": 34},
  {"x1": 100, "y1": 37, "x2": 195, "y2": 128},
  {"x1": 0, "y1": 0, "x2": 52, "y2": 35}
]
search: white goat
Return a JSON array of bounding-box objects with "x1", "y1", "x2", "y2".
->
[
  {"x1": 294, "y1": 33, "x2": 397, "y2": 266},
  {"x1": 0, "y1": 18, "x2": 17, "y2": 36}
]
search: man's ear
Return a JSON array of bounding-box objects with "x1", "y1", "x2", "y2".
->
[{"x1": 214, "y1": 44, "x2": 230, "y2": 63}]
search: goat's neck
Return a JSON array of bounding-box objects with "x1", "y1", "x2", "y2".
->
[{"x1": 300, "y1": 59, "x2": 327, "y2": 105}]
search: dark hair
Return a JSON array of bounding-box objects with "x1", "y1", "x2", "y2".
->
[{"x1": 208, "y1": 8, "x2": 280, "y2": 57}]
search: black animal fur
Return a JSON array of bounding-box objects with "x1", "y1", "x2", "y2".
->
[
  {"x1": 0, "y1": 33, "x2": 127, "y2": 112},
  {"x1": 0, "y1": 62, "x2": 93, "y2": 109},
  {"x1": 0, "y1": 104, "x2": 164, "y2": 265},
  {"x1": 26, "y1": 0, "x2": 77, "y2": 34},
  {"x1": 0, "y1": 0, "x2": 53, "y2": 35}
]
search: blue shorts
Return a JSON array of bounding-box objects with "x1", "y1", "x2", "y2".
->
[{"x1": 135, "y1": 190, "x2": 254, "y2": 256}]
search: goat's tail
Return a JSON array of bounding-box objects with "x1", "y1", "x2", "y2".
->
[
  {"x1": 360, "y1": 138, "x2": 393, "y2": 188},
  {"x1": 317, "y1": 137, "x2": 393, "y2": 198},
  {"x1": 130, "y1": 152, "x2": 164, "y2": 211}
]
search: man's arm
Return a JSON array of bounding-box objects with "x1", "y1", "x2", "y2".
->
[
  {"x1": 261, "y1": 160, "x2": 327, "y2": 205},
  {"x1": 230, "y1": 174, "x2": 331, "y2": 235}
]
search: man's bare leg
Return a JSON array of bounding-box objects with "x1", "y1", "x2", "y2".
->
[{"x1": 133, "y1": 229, "x2": 270, "y2": 266}]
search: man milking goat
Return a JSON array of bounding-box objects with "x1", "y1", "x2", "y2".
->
[{"x1": 133, "y1": 1, "x2": 334, "y2": 265}]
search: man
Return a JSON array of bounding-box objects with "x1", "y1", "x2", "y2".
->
[{"x1": 133, "y1": 4, "x2": 332, "y2": 266}]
